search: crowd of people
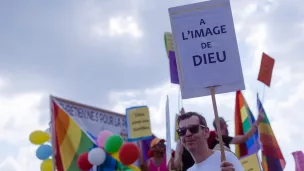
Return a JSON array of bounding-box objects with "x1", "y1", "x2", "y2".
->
[{"x1": 140, "y1": 108, "x2": 264, "y2": 171}]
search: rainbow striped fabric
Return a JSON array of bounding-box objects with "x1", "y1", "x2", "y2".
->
[
  {"x1": 235, "y1": 91, "x2": 260, "y2": 158},
  {"x1": 52, "y1": 100, "x2": 93, "y2": 171},
  {"x1": 257, "y1": 95, "x2": 285, "y2": 171}
]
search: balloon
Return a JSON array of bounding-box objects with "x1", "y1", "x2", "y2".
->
[
  {"x1": 88, "y1": 148, "x2": 106, "y2": 165},
  {"x1": 119, "y1": 143, "x2": 140, "y2": 165},
  {"x1": 97, "y1": 130, "x2": 113, "y2": 148},
  {"x1": 77, "y1": 152, "x2": 93, "y2": 170},
  {"x1": 104, "y1": 135, "x2": 123, "y2": 153},
  {"x1": 40, "y1": 159, "x2": 52, "y2": 171},
  {"x1": 103, "y1": 153, "x2": 117, "y2": 167},
  {"x1": 29, "y1": 130, "x2": 50, "y2": 145},
  {"x1": 36, "y1": 144, "x2": 52, "y2": 160},
  {"x1": 116, "y1": 162, "x2": 124, "y2": 169}
]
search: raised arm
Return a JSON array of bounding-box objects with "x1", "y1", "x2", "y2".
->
[
  {"x1": 231, "y1": 112, "x2": 264, "y2": 144},
  {"x1": 171, "y1": 140, "x2": 183, "y2": 170}
]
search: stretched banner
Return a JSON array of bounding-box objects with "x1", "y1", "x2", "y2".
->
[{"x1": 50, "y1": 96, "x2": 128, "y2": 171}]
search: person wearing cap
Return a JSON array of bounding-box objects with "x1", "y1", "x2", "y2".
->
[
  {"x1": 143, "y1": 138, "x2": 169, "y2": 171},
  {"x1": 209, "y1": 113, "x2": 264, "y2": 150}
]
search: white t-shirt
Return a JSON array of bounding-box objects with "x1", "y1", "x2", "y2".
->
[{"x1": 187, "y1": 151, "x2": 244, "y2": 171}]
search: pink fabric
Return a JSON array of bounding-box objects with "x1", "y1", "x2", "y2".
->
[
  {"x1": 149, "y1": 157, "x2": 168, "y2": 171},
  {"x1": 292, "y1": 151, "x2": 304, "y2": 171}
]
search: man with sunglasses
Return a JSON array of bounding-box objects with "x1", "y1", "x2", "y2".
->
[{"x1": 174, "y1": 112, "x2": 244, "y2": 171}]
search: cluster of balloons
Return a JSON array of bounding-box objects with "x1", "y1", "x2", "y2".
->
[
  {"x1": 29, "y1": 128, "x2": 53, "y2": 171},
  {"x1": 77, "y1": 130, "x2": 140, "y2": 171}
]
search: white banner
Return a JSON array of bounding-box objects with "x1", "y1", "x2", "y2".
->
[{"x1": 52, "y1": 96, "x2": 127, "y2": 142}]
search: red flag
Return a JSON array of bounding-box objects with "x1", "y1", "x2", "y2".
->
[
  {"x1": 258, "y1": 53, "x2": 275, "y2": 87},
  {"x1": 292, "y1": 151, "x2": 304, "y2": 171}
]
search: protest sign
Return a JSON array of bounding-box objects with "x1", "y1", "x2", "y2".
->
[
  {"x1": 50, "y1": 96, "x2": 136, "y2": 171},
  {"x1": 169, "y1": 0, "x2": 245, "y2": 99},
  {"x1": 258, "y1": 53, "x2": 275, "y2": 87},
  {"x1": 52, "y1": 96, "x2": 127, "y2": 142},
  {"x1": 126, "y1": 106, "x2": 152, "y2": 141},
  {"x1": 240, "y1": 153, "x2": 262, "y2": 171},
  {"x1": 168, "y1": 0, "x2": 245, "y2": 161},
  {"x1": 164, "y1": 32, "x2": 175, "y2": 57},
  {"x1": 169, "y1": 51, "x2": 180, "y2": 84}
]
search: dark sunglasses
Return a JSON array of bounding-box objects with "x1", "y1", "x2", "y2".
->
[{"x1": 176, "y1": 124, "x2": 206, "y2": 137}]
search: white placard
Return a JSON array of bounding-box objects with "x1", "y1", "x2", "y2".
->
[{"x1": 168, "y1": 0, "x2": 245, "y2": 98}]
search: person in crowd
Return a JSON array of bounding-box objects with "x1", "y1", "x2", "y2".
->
[
  {"x1": 172, "y1": 108, "x2": 264, "y2": 170},
  {"x1": 174, "y1": 112, "x2": 244, "y2": 171},
  {"x1": 142, "y1": 138, "x2": 169, "y2": 171},
  {"x1": 209, "y1": 113, "x2": 264, "y2": 150}
]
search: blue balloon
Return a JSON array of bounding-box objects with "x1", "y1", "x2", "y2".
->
[
  {"x1": 99, "y1": 153, "x2": 116, "y2": 170},
  {"x1": 36, "y1": 144, "x2": 52, "y2": 160}
]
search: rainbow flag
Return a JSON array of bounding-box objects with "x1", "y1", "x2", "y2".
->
[
  {"x1": 235, "y1": 91, "x2": 260, "y2": 158},
  {"x1": 257, "y1": 95, "x2": 285, "y2": 171},
  {"x1": 52, "y1": 100, "x2": 94, "y2": 171}
]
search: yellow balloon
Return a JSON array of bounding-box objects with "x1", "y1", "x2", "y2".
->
[
  {"x1": 29, "y1": 130, "x2": 50, "y2": 145},
  {"x1": 41, "y1": 159, "x2": 52, "y2": 171}
]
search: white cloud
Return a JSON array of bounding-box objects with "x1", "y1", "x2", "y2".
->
[
  {"x1": 0, "y1": 146, "x2": 42, "y2": 171},
  {"x1": 0, "y1": 92, "x2": 47, "y2": 144},
  {"x1": 0, "y1": 77, "x2": 49, "y2": 171},
  {"x1": 91, "y1": 16, "x2": 143, "y2": 38},
  {"x1": 1, "y1": 0, "x2": 303, "y2": 171}
]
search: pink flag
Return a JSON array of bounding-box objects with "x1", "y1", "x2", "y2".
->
[{"x1": 292, "y1": 151, "x2": 304, "y2": 171}]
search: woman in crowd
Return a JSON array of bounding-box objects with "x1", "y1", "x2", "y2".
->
[{"x1": 142, "y1": 138, "x2": 169, "y2": 171}]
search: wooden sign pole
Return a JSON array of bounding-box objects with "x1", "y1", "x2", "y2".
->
[{"x1": 210, "y1": 87, "x2": 226, "y2": 161}]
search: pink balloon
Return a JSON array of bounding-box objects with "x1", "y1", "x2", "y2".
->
[{"x1": 97, "y1": 130, "x2": 113, "y2": 148}]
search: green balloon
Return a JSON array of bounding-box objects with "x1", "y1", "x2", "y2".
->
[
  {"x1": 104, "y1": 135, "x2": 123, "y2": 153},
  {"x1": 117, "y1": 162, "x2": 124, "y2": 169}
]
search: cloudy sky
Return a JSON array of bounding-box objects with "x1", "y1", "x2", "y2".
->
[{"x1": 0, "y1": 0, "x2": 303, "y2": 170}]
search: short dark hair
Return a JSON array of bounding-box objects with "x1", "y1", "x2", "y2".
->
[{"x1": 177, "y1": 112, "x2": 207, "y2": 127}]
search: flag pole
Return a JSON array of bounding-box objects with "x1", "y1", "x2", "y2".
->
[
  {"x1": 256, "y1": 93, "x2": 263, "y2": 171},
  {"x1": 50, "y1": 96, "x2": 56, "y2": 171}
]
